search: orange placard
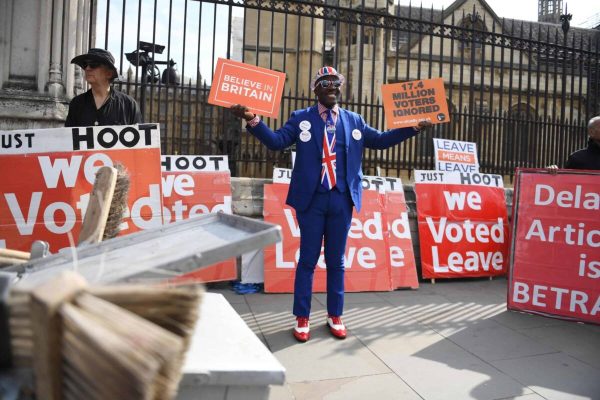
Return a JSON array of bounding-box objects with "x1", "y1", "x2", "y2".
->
[
  {"x1": 208, "y1": 58, "x2": 286, "y2": 119},
  {"x1": 381, "y1": 78, "x2": 450, "y2": 129}
]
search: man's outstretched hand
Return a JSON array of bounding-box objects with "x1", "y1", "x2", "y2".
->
[
  {"x1": 416, "y1": 120, "x2": 432, "y2": 132},
  {"x1": 231, "y1": 104, "x2": 255, "y2": 122}
]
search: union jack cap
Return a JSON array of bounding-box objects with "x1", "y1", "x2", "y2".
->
[{"x1": 310, "y1": 66, "x2": 345, "y2": 90}]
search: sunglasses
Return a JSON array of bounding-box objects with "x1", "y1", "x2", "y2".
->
[
  {"x1": 83, "y1": 62, "x2": 102, "y2": 69},
  {"x1": 317, "y1": 80, "x2": 342, "y2": 89}
]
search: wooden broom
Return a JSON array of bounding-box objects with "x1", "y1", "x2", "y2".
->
[
  {"x1": 5, "y1": 163, "x2": 131, "y2": 368},
  {"x1": 10, "y1": 271, "x2": 202, "y2": 400}
]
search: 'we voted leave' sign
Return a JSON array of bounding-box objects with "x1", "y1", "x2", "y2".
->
[
  {"x1": 0, "y1": 125, "x2": 163, "y2": 253},
  {"x1": 161, "y1": 155, "x2": 237, "y2": 283},
  {"x1": 414, "y1": 171, "x2": 509, "y2": 279},
  {"x1": 264, "y1": 170, "x2": 419, "y2": 292}
]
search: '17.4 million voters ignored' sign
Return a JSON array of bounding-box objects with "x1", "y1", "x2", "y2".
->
[
  {"x1": 208, "y1": 58, "x2": 286, "y2": 119},
  {"x1": 381, "y1": 78, "x2": 450, "y2": 129}
]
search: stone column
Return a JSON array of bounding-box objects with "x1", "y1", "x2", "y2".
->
[
  {"x1": 38, "y1": 0, "x2": 53, "y2": 93},
  {"x1": 47, "y1": 0, "x2": 65, "y2": 97},
  {"x1": 0, "y1": 0, "x2": 93, "y2": 130}
]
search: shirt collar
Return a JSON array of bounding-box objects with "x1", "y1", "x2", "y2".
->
[{"x1": 318, "y1": 102, "x2": 338, "y2": 116}]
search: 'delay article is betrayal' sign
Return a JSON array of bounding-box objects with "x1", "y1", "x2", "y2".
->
[{"x1": 508, "y1": 169, "x2": 599, "y2": 324}]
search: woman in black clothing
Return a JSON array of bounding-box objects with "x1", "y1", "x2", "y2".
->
[{"x1": 65, "y1": 48, "x2": 141, "y2": 127}]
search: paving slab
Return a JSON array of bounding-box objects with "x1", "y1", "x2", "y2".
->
[
  {"x1": 342, "y1": 302, "x2": 432, "y2": 340},
  {"x1": 516, "y1": 323, "x2": 600, "y2": 369},
  {"x1": 356, "y1": 326, "x2": 531, "y2": 400},
  {"x1": 491, "y1": 352, "x2": 600, "y2": 400},
  {"x1": 266, "y1": 328, "x2": 392, "y2": 383},
  {"x1": 267, "y1": 383, "x2": 296, "y2": 400},
  {"x1": 438, "y1": 319, "x2": 558, "y2": 361},
  {"x1": 288, "y1": 373, "x2": 422, "y2": 400},
  {"x1": 491, "y1": 309, "x2": 578, "y2": 331}
]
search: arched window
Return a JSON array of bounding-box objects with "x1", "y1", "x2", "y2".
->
[{"x1": 458, "y1": 14, "x2": 486, "y2": 52}]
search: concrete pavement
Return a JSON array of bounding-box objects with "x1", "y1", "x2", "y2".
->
[{"x1": 207, "y1": 278, "x2": 600, "y2": 400}]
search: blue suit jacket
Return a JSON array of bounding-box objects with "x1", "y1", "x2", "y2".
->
[{"x1": 248, "y1": 105, "x2": 418, "y2": 212}]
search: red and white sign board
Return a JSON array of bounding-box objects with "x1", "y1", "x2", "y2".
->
[
  {"x1": 264, "y1": 169, "x2": 418, "y2": 293},
  {"x1": 508, "y1": 169, "x2": 599, "y2": 324},
  {"x1": 414, "y1": 170, "x2": 509, "y2": 279},
  {"x1": 0, "y1": 125, "x2": 162, "y2": 253},
  {"x1": 160, "y1": 155, "x2": 237, "y2": 284}
]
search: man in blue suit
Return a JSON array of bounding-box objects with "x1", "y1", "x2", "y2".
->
[{"x1": 231, "y1": 66, "x2": 428, "y2": 342}]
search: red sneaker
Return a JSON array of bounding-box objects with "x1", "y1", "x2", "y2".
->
[
  {"x1": 327, "y1": 315, "x2": 347, "y2": 339},
  {"x1": 293, "y1": 316, "x2": 310, "y2": 342}
]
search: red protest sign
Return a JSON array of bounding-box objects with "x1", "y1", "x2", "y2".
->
[
  {"x1": 0, "y1": 125, "x2": 162, "y2": 253},
  {"x1": 160, "y1": 155, "x2": 236, "y2": 284},
  {"x1": 383, "y1": 190, "x2": 419, "y2": 289},
  {"x1": 508, "y1": 169, "x2": 599, "y2": 324},
  {"x1": 414, "y1": 171, "x2": 509, "y2": 279},
  {"x1": 263, "y1": 173, "x2": 418, "y2": 292},
  {"x1": 208, "y1": 58, "x2": 286, "y2": 118},
  {"x1": 381, "y1": 78, "x2": 450, "y2": 129}
]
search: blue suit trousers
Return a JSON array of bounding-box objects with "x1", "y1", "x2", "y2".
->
[{"x1": 293, "y1": 189, "x2": 354, "y2": 317}]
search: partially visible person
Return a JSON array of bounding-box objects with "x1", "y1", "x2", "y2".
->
[
  {"x1": 564, "y1": 116, "x2": 600, "y2": 170},
  {"x1": 65, "y1": 48, "x2": 142, "y2": 127}
]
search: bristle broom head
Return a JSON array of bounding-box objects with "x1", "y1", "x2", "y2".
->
[
  {"x1": 88, "y1": 284, "x2": 203, "y2": 352},
  {"x1": 63, "y1": 293, "x2": 184, "y2": 400},
  {"x1": 103, "y1": 163, "x2": 130, "y2": 240},
  {"x1": 7, "y1": 289, "x2": 33, "y2": 367}
]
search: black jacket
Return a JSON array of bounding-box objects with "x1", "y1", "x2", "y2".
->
[
  {"x1": 564, "y1": 139, "x2": 600, "y2": 170},
  {"x1": 65, "y1": 88, "x2": 142, "y2": 127}
]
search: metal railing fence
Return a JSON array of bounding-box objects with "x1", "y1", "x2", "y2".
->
[{"x1": 93, "y1": 0, "x2": 600, "y2": 179}]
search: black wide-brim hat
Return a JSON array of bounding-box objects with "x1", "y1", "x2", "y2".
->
[{"x1": 71, "y1": 48, "x2": 118, "y2": 80}]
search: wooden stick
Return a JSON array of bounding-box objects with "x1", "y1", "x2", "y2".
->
[
  {"x1": 0, "y1": 248, "x2": 30, "y2": 260},
  {"x1": 78, "y1": 166, "x2": 117, "y2": 246},
  {"x1": 0, "y1": 256, "x2": 28, "y2": 266},
  {"x1": 30, "y1": 271, "x2": 88, "y2": 400}
]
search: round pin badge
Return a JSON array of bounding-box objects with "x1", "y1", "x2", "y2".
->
[
  {"x1": 299, "y1": 130, "x2": 311, "y2": 142},
  {"x1": 299, "y1": 120, "x2": 311, "y2": 131},
  {"x1": 352, "y1": 129, "x2": 362, "y2": 140}
]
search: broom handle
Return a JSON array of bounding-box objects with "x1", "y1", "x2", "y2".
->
[
  {"x1": 0, "y1": 248, "x2": 30, "y2": 260},
  {"x1": 78, "y1": 166, "x2": 117, "y2": 246}
]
